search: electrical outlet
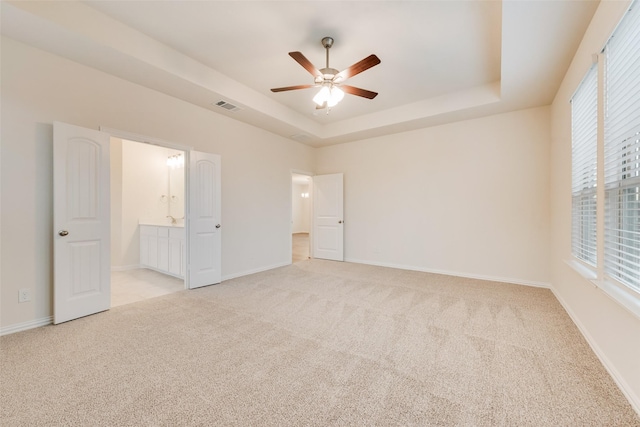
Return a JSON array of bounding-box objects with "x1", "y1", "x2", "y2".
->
[{"x1": 18, "y1": 288, "x2": 31, "y2": 303}]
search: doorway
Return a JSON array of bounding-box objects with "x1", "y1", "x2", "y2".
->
[
  {"x1": 110, "y1": 137, "x2": 186, "y2": 306},
  {"x1": 291, "y1": 173, "x2": 311, "y2": 263},
  {"x1": 54, "y1": 122, "x2": 222, "y2": 323}
]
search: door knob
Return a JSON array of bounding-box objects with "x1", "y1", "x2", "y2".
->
[
  {"x1": 215, "y1": 224, "x2": 221, "y2": 229},
  {"x1": 338, "y1": 220, "x2": 343, "y2": 224},
  {"x1": 58, "y1": 230, "x2": 69, "y2": 236}
]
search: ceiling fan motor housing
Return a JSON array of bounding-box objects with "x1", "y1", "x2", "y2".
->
[
  {"x1": 321, "y1": 37, "x2": 334, "y2": 49},
  {"x1": 316, "y1": 68, "x2": 340, "y2": 84}
]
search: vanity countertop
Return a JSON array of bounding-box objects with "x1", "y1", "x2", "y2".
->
[{"x1": 139, "y1": 220, "x2": 184, "y2": 228}]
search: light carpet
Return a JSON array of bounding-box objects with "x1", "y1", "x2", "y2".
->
[{"x1": 1, "y1": 260, "x2": 638, "y2": 426}]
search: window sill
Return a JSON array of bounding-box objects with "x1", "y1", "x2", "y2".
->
[
  {"x1": 565, "y1": 259, "x2": 597, "y2": 280},
  {"x1": 565, "y1": 259, "x2": 640, "y2": 321}
]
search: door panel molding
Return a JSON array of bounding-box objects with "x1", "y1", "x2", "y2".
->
[
  {"x1": 313, "y1": 173, "x2": 344, "y2": 261},
  {"x1": 54, "y1": 122, "x2": 111, "y2": 324},
  {"x1": 188, "y1": 151, "x2": 222, "y2": 288}
]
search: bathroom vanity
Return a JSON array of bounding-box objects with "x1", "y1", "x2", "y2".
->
[{"x1": 139, "y1": 224, "x2": 185, "y2": 279}]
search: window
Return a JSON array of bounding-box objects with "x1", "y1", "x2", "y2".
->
[
  {"x1": 571, "y1": 66, "x2": 598, "y2": 266},
  {"x1": 570, "y1": 0, "x2": 640, "y2": 315},
  {"x1": 604, "y1": 0, "x2": 640, "y2": 293}
]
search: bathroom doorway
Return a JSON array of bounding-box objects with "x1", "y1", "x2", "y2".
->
[
  {"x1": 291, "y1": 173, "x2": 312, "y2": 263},
  {"x1": 110, "y1": 137, "x2": 186, "y2": 307}
]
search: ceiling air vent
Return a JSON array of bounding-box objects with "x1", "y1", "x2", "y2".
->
[
  {"x1": 291, "y1": 134, "x2": 311, "y2": 143},
  {"x1": 213, "y1": 100, "x2": 241, "y2": 112}
]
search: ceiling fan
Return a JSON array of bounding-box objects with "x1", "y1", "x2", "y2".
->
[{"x1": 271, "y1": 37, "x2": 381, "y2": 109}]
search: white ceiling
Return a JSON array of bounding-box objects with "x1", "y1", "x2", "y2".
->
[{"x1": 1, "y1": 1, "x2": 599, "y2": 147}]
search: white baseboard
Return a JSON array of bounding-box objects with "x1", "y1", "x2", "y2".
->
[
  {"x1": 550, "y1": 288, "x2": 640, "y2": 417},
  {"x1": 111, "y1": 264, "x2": 140, "y2": 272},
  {"x1": 0, "y1": 316, "x2": 53, "y2": 336},
  {"x1": 344, "y1": 258, "x2": 550, "y2": 289},
  {"x1": 222, "y1": 261, "x2": 291, "y2": 282}
]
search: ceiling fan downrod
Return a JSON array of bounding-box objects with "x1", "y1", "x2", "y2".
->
[{"x1": 322, "y1": 36, "x2": 334, "y2": 69}]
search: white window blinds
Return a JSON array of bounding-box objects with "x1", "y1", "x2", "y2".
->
[
  {"x1": 571, "y1": 66, "x2": 598, "y2": 265},
  {"x1": 604, "y1": 0, "x2": 640, "y2": 292}
]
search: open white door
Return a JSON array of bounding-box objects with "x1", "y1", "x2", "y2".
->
[
  {"x1": 53, "y1": 122, "x2": 111, "y2": 324},
  {"x1": 188, "y1": 151, "x2": 221, "y2": 288},
  {"x1": 313, "y1": 173, "x2": 344, "y2": 261}
]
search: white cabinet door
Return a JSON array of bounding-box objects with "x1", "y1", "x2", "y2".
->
[
  {"x1": 157, "y1": 227, "x2": 169, "y2": 271},
  {"x1": 139, "y1": 225, "x2": 153, "y2": 266},
  {"x1": 313, "y1": 173, "x2": 344, "y2": 261},
  {"x1": 147, "y1": 233, "x2": 158, "y2": 269},
  {"x1": 53, "y1": 122, "x2": 111, "y2": 324},
  {"x1": 168, "y1": 228, "x2": 184, "y2": 277},
  {"x1": 139, "y1": 225, "x2": 184, "y2": 278}
]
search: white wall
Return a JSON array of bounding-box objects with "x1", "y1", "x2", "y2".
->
[
  {"x1": 315, "y1": 106, "x2": 551, "y2": 286},
  {"x1": 0, "y1": 36, "x2": 314, "y2": 330},
  {"x1": 123, "y1": 141, "x2": 178, "y2": 226},
  {"x1": 292, "y1": 182, "x2": 310, "y2": 233},
  {"x1": 115, "y1": 140, "x2": 184, "y2": 269},
  {"x1": 549, "y1": 0, "x2": 640, "y2": 412}
]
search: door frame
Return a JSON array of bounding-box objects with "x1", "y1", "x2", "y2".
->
[
  {"x1": 290, "y1": 170, "x2": 314, "y2": 263},
  {"x1": 100, "y1": 127, "x2": 194, "y2": 289}
]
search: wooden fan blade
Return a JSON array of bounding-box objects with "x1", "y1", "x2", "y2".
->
[
  {"x1": 336, "y1": 54, "x2": 381, "y2": 81},
  {"x1": 289, "y1": 52, "x2": 323, "y2": 78},
  {"x1": 271, "y1": 84, "x2": 315, "y2": 93},
  {"x1": 340, "y1": 85, "x2": 378, "y2": 99}
]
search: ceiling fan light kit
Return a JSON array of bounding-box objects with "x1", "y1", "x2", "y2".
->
[
  {"x1": 313, "y1": 85, "x2": 344, "y2": 107},
  {"x1": 271, "y1": 36, "x2": 380, "y2": 113}
]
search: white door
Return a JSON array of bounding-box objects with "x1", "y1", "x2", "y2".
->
[
  {"x1": 188, "y1": 151, "x2": 221, "y2": 288},
  {"x1": 313, "y1": 173, "x2": 344, "y2": 261},
  {"x1": 53, "y1": 122, "x2": 111, "y2": 324}
]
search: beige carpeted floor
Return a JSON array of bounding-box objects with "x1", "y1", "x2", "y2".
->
[{"x1": 1, "y1": 260, "x2": 638, "y2": 426}]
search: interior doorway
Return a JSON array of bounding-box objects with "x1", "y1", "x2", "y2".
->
[
  {"x1": 291, "y1": 173, "x2": 312, "y2": 263},
  {"x1": 110, "y1": 137, "x2": 186, "y2": 306},
  {"x1": 54, "y1": 122, "x2": 222, "y2": 323}
]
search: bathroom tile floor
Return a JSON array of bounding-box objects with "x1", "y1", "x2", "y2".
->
[
  {"x1": 111, "y1": 268, "x2": 185, "y2": 308},
  {"x1": 292, "y1": 232, "x2": 310, "y2": 263}
]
